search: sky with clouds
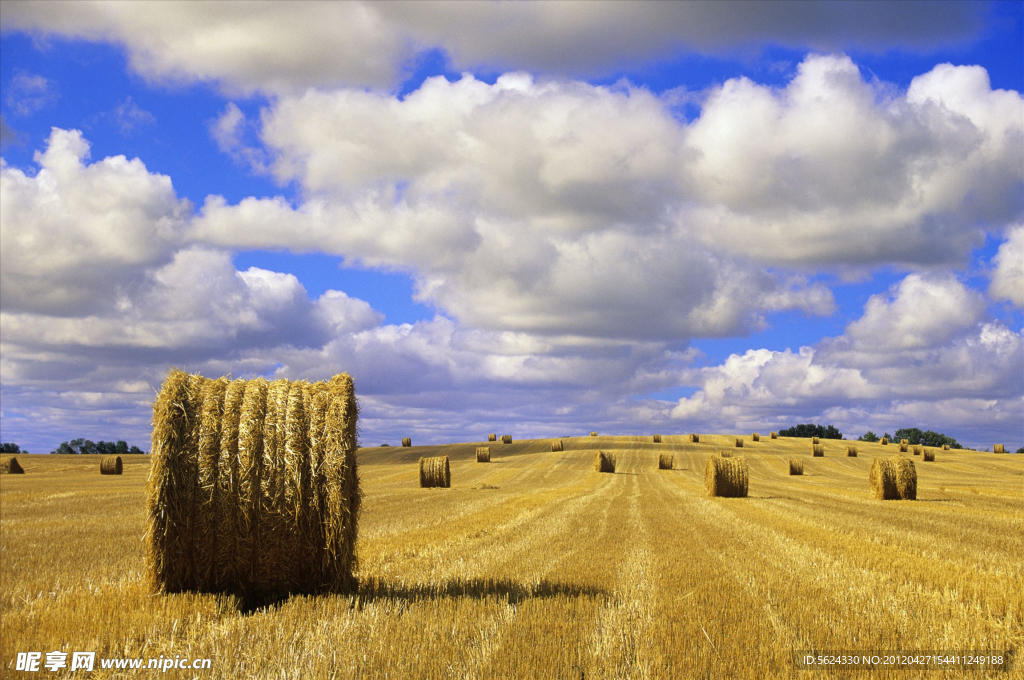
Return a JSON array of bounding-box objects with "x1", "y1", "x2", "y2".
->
[{"x1": 0, "y1": 0, "x2": 1021, "y2": 452}]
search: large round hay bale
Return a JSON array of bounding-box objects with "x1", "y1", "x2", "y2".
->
[
  {"x1": 419, "y1": 456, "x2": 450, "y2": 488},
  {"x1": 594, "y1": 451, "x2": 615, "y2": 473},
  {"x1": 912, "y1": 445, "x2": 922, "y2": 456},
  {"x1": 402, "y1": 437, "x2": 412, "y2": 447},
  {"x1": 870, "y1": 456, "x2": 916, "y2": 500},
  {"x1": 735, "y1": 438, "x2": 744, "y2": 448},
  {"x1": 501, "y1": 434, "x2": 512, "y2": 444},
  {"x1": 147, "y1": 369, "x2": 360, "y2": 599},
  {"x1": 788, "y1": 459, "x2": 803, "y2": 475},
  {"x1": 942, "y1": 444, "x2": 950, "y2": 451},
  {"x1": 812, "y1": 436, "x2": 820, "y2": 444},
  {"x1": 689, "y1": 433, "x2": 699, "y2": 443},
  {"x1": 846, "y1": 446, "x2": 857, "y2": 457},
  {"x1": 812, "y1": 444, "x2": 824, "y2": 457},
  {"x1": 880, "y1": 437, "x2": 889, "y2": 445},
  {"x1": 476, "y1": 447, "x2": 490, "y2": 463},
  {"x1": 1, "y1": 456, "x2": 24, "y2": 474},
  {"x1": 770, "y1": 432, "x2": 778, "y2": 440},
  {"x1": 900, "y1": 439, "x2": 909, "y2": 446},
  {"x1": 705, "y1": 456, "x2": 748, "y2": 497},
  {"x1": 898, "y1": 442, "x2": 908, "y2": 453},
  {"x1": 922, "y1": 449, "x2": 935, "y2": 462},
  {"x1": 487, "y1": 434, "x2": 496, "y2": 442},
  {"x1": 652, "y1": 434, "x2": 662, "y2": 443},
  {"x1": 551, "y1": 439, "x2": 563, "y2": 452},
  {"x1": 751, "y1": 433, "x2": 760, "y2": 442},
  {"x1": 590, "y1": 431, "x2": 598, "y2": 437},
  {"x1": 994, "y1": 444, "x2": 1005, "y2": 453},
  {"x1": 100, "y1": 455, "x2": 123, "y2": 475},
  {"x1": 658, "y1": 454, "x2": 673, "y2": 470}
]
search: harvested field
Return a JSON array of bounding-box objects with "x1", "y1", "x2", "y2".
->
[{"x1": 2, "y1": 435, "x2": 1021, "y2": 677}]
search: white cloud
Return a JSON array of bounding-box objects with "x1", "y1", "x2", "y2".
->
[
  {"x1": 113, "y1": 96, "x2": 156, "y2": 135},
  {"x1": 1, "y1": 1, "x2": 986, "y2": 94},
  {"x1": 4, "y1": 71, "x2": 57, "y2": 115},
  {"x1": 0, "y1": 128, "x2": 190, "y2": 314},
  {"x1": 990, "y1": 225, "x2": 1024, "y2": 307}
]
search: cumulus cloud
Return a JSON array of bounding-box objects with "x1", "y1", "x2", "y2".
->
[
  {"x1": 0, "y1": 128, "x2": 190, "y2": 315},
  {"x1": 0, "y1": 1, "x2": 986, "y2": 93},
  {"x1": 990, "y1": 225, "x2": 1024, "y2": 306}
]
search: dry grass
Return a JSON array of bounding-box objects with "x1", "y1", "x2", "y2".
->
[
  {"x1": 923, "y1": 449, "x2": 936, "y2": 462},
  {"x1": 870, "y1": 456, "x2": 917, "y2": 500},
  {"x1": 551, "y1": 440, "x2": 563, "y2": 452},
  {"x1": 994, "y1": 444, "x2": 1005, "y2": 453},
  {"x1": 705, "y1": 455, "x2": 748, "y2": 497},
  {"x1": 846, "y1": 446, "x2": 857, "y2": 458},
  {"x1": 1, "y1": 456, "x2": 24, "y2": 474},
  {"x1": 3, "y1": 436, "x2": 1021, "y2": 678},
  {"x1": 719, "y1": 449, "x2": 734, "y2": 458},
  {"x1": 652, "y1": 434, "x2": 662, "y2": 443},
  {"x1": 100, "y1": 455, "x2": 122, "y2": 475},
  {"x1": 593, "y1": 451, "x2": 615, "y2": 473},
  {"x1": 812, "y1": 444, "x2": 824, "y2": 457},
  {"x1": 788, "y1": 459, "x2": 803, "y2": 475},
  {"x1": 751, "y1": 433, "x2": 760, "y2": 442},
  {"x1": 419, "y1": 456, "x2": 451, "y2": 488},
  {"x1": 476, "y1": 447, "x2": 490, "y2": 463},
  {"x1": 658, "y1": 454, "x2": 673, "y2": 470},
  {"x1": 402, "y1": 438, "x2": 412, "y2": 447}
]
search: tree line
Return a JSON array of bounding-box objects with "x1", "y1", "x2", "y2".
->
[
  {"x1": 857, "y1": 428, "x2": 962, "y2": 448},
  {"x1": 52, "y1": 438, "x2": 145, "y2": 454}
]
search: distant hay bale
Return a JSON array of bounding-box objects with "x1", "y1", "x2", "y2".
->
[
  {"x1": 551, "y1": 439, "x2": 563, "y2": 452},
  {"x1": 402, "y1": 438, "x2": 412, "y2": 447},
  {"x1": 922, "y1": 449, "x2": 935, "y2": 462},
  {"x1": 705, "y1": 456, "x2": 748, "y2": 498},
  {"x1": 994, "y1": 444, "x2": 1005, "y2": 453},
  {"x1": 812, "y1": 436, "x2": 820, "y2": 444},
  {"x1": 100, "y1": 455, "x2": 123, "y2": 475},
  {"x1": 870, "y1": 456, "x2": 917, "y2": 500},
  {"x1": 147, "y1": 369, "x2": 360, "y2": 599},
  {"x1": 846, "y1": 446, "x2": 857, "y2": 457},
  {"x1": 476, "y1": 447, "x2": 490, "y2": 463},
  {"x1": 658, "y1": 454, "x2": 673, "y2": 470},
  {"x1": 501, "y1": 434, "x2": 512, "y2": 444},
  {"x1": 912, "y1": 446, "x2": 922, "y2": 456},
  {"x1": 419, "y1": 456, "x2": 451, "y2": 488},
  {"x1": 594, "y1": 451, "x2": 615, "y2": 473},
  {"x1": 770, "y1": 432, "x2": 778, "y2": 440},
  {"x1": 900, "y1": 439, "x2": 909, "y2": 446},
  {"x1": 1, "y1": 456, "x2": 24, "y2": 474},
  {"x1": 653, "y1": 434, "x2": 662, "y2": 443},
  {"x1": 942, "y1": 444, "x2": 950, "y2": 450},
  {"x1": 735, "y1": 438, "x2": 744, "y2": 448},
  {"x1": 812, "y1": 444, "x2": 825, "y2": 457},
  {"x1": 719, "y1": 449, "x2": 733, "y2": 458},
  {"x1": 487, "y1": 434, "x2": 496, "y2": 442},
  {"x1": 590, "y1": 432, "x2": 598, "y2": 437},
  {"x1": 689, "y1": 433, "x2": 699, "y2": 443},
  {"x1": 880, "y1": 437, "x2": 889, "y2": 445},
  {"x1": 751, "y1": 433, "x2": 760, "y2": 442},
  {"x1": 898, "y1": 442, "x2": 908, "y2": 453},
  {"x1": 788, "y1": 459, "x2": 803, "y2": 475}
]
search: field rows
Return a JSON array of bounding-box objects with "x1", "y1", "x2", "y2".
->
[{"x1": 2, "y1": 437, "x2": 1021, "y2": 678}]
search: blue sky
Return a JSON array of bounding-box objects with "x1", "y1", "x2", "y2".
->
[{"x1": 1, "y1": 1, "x2": 1022, "y2": 452}]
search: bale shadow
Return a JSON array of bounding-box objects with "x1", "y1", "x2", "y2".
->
[{"x1": 356, "y1": 577, "x2": 608, "y2": 605}]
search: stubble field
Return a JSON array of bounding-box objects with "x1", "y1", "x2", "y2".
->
[{"x1": 2, "y1": 435, "x2": 1021, "y2": 678}]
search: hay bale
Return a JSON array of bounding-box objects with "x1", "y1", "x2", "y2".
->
[
  {"x1": 501, "y1": 434, "x2": 512, "y2": 444},
  {"x1": 419, "y1": 456, "x2": 450, "y2": 488},
  {"x1": 912, "y1": 445, "x2": 922, "y2": 456},
  {"x1": 994, "y1": 444, "x2": 1005, "y2": 453},
  {"x1": 402, "y1": 437, "x2": 412, "y2": 447},
  {"x1": 751, "y1": 433, "x2": 760, "y2": 442},
  {"x1": 476, "y1": 447, "x2": 490, "y2": 463},
  {"x1": 551, "y1": 439, "x2": 563, "y2": 452},
  {"x1": 870, "y1": 456, "x2": 916, "y2": 500},
  {"x1": 788, "y1": 459, "x2": 803, "y2": 475},
  {"x1": 922, "y1": 449, "x2": 935, "y2": 462},
  {"x1": 880, "y1": 437, "x2": 889, "y2": 445},
  {"x1": 590, "y1": 431, "x2": 598, "y2": 437},
  {"x1": 735, "y1": 438, "x2": 744, "y2": 448},
  {"x1": 942, "y1": 444, "x2": 950, "y2": 450},
  {"x1": 487, "y1": 433, "x2": 496, "y2": 442},
  {"x1": 770, "y1": 432, "x2": 778, "y2": 440},
  {"x1": 658, "y1": 454, "x2": 673, "y2": 470},
  {"x1": 653, "y1": 434, "x2": 662, "y2": 443},
  {"x1": 812, "y1": 436, "x2": 820, "y2": 444},
  {"x1": 100, "y1": 455, "x2": 123, "y2": 475},
  {"x1": 0, "y1": 456, "x2": 24, "y2": 474},
  {"x1": 898, "y1": 442, "x2": 908, "y2": 453},
  {"x1": 900, "y1": 439, "x2": 909, "y2": 446},
  {"x1": 147, "y1": 369, "x2": 360, "y2": 599},
  {"x1": 705, "y1": 456, "x2": 748, "y2": 497},
  {"x1": 846, "y1": 446, "x2": 857, "y2": 457},
  {"x1": 594, "y1": 451, "x2": 615, "y2": 473},
  {"x1": 812, "y1": 444, "x2": 825, "y2": 457},
  {"x1": 689, "y1": 433, "x2": 699, "y2": 443}
]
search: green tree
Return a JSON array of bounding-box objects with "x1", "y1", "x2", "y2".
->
[
  {"x1": 858, "y1": 431, "x2": 879, "y2": 442},
  {"x1": 115, "y1": 440, "x2": 129, "y2": 454}
]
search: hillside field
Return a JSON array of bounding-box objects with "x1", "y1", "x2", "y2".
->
[{"x1": 1, "y1": 435, "x2": 1021, "y2": 678}]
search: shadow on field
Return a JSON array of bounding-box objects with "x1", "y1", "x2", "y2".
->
[{"x1": 356, "y1": 577, "x2": 608, "y2": 604}]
